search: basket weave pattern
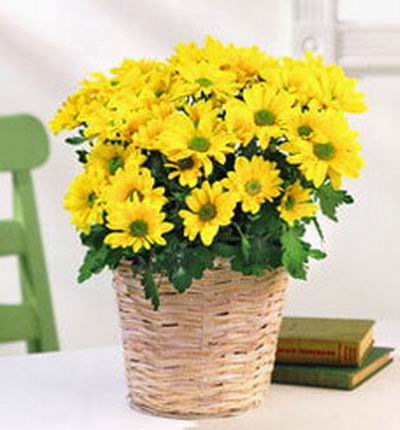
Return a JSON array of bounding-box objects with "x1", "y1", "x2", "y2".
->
[{"x1": 113, "y1": 260, "x2": 288, "y2": 418}]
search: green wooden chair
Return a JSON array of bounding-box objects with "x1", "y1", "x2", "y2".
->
[{"x1": 0, "y1": 114, "x2": 59, "y2": 353}]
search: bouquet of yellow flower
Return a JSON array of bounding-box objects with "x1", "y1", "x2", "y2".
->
[{"x1": 50, "y1": 37, "x2": 366, "y2": 309}]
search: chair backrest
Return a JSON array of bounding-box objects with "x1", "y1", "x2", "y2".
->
[
  {"x1": 0, "y1": 114, "x2": 59, "y2": 353},
  {"x1": 0, "y1": 114, "x2": 49, "y2": 171}
]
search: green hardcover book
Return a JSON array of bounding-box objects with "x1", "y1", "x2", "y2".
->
[
  {"x1": 272, "y1": 347, "x2": 394, "y2": 390},
  {"x1": 276, "y1": 317, "x2": 375, "y2": 366}
]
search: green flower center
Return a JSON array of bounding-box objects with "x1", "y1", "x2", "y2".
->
[
  {"x1": 196, "y1": 77, "x2": 213, "y2": 87},
  {"x1": 199, "y1": 203, "x2": 216, "y2": 221},
  {"x1": 284, "y1": 195, "x2": 296, "y2": 210},
  {"x1": 313, "y1": 143, "x2": 335, "y2": 161},
  {"x1": 177, "y1": 157, "x2": 195, "y2": 170},
  {"x1": 130, "y1": 220, "x2": 148, "y2": 237},
  {"x1": 254, "y1": 109, "x2": 275, "y2": 126},
  {"x1": 188, "y1": 136, "x2": 211, "y2": 153},
  {"x1": 245, "y1": 180, "x2": 262, "y2": 196},
  {"x1": 127, "y1": 189, "x2": 144, "y2": 202},
  {"x1": 108, "y1": 156, "x2": 124, "y2": 175},
  {"x1": 87, "y1": 192, "x2": 97, "y2": 208},
  {"x1": 298, "y1": 125, "x2": 313, "y2": 137}
]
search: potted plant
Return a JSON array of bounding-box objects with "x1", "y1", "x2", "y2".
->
[{"x1": 50, "y1": 36, "x2": 366, "y2": 417}]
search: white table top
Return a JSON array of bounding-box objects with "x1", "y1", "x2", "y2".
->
[{"x1": 1, "y1": 321, "x2": 399, "y2": 430}]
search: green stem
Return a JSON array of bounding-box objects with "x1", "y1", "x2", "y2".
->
[{"x1": 233, "y1": 222, "x2": 251, "y2": 261}]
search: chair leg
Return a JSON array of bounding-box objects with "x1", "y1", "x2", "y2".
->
[
  {"x1": 19, "y1": 254, "x2": 59, "y2": 352},
  {"x1": 14, "y1": 171, "x2": 59, "y2": 352},
  {"x1": 27, "y1": 338, "x2": 42, "y2": 353}
]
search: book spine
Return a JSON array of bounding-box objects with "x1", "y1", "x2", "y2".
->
[
  {"x1": 272, "y1": 365, "x2": 351, "y2": 389},
  {"x1": 276, "y1": 339, "x2": 359, "y2": 365},
  {"x1": 339, "y1": 342, "x2": 359, "y2": 365}
]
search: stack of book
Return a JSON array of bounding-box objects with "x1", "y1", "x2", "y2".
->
[{"x1": 272, "y1": 317, "x2": 394, "y2": 390}]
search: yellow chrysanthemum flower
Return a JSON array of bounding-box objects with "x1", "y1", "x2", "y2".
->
[
  {"x1": 109, "y1": 60, "x2": 175, "y2": 107},
  {"x1": 160, "y1": 111, "x2": 234, "y2": 176},
  {"x1": 224, "y1": 100, "x2": 255, "y2": 145},
  {"x1": 185, "y1": 100, "x2": 220, "y2": 123},
  {"x1": 134, "y1": 118, "x2": 166, "y2": 151},
  {"x1": 132, "y1": 101, "x2": 175, "y2": 150},
  {"x1": 304, "y1": 52, "x2": 368, "y2": 113},
  {"x1": 222, "y1": 156, "x2": 283, "y2": 214},
  {"x1": 227, "y1": 45, "x2": 275, "y2": 85},
  {"x1": 125, "y1": 149, "x2": 148, "y2": 170},
  {"x1": 281, "y1": 110, "x2": 364, "y2": 188},
  {"x1": 108, "y1": 86, "x2": 171, "y2": 145},
  {"x1": 105, "y1": 198, "x2": 174, "y2": 252},
  {"x1": 142, "y1": 66, "x2": 174, "y2": 102},
  {"x1": 64, "y1": 169, "x2": 106, "y2": 233},
  {"x1": 103, "y1": 167, "x2": 167, "y2": 209},
  {"x1": 261, "y1": 57, "x2": 319, "y2": 105},
  {"x1": 172, "y1": 61, "x2": 238, "y2": 99},
  {"x1": 169, "y1": 41, "x2": 204, "y2": 66},
  {"x1": 323, "y1": 66, "x2": 367, "y2": 113},
  {"x1": 81, "y1": 104, "x2": 123, "y2": 141},
  {"x1": 50, "y1": 85, "x2": 102, "y2": 134},
  {"x1": 111, "y1": 59, "x2": 164, "y2": 89},
  {"x1": 119, "y1": 108, "x2": 152, "y2": 142},
  {"x1": 86, "y1": 142, "x2": 145, "y2": 177},
  {"x1": 226, "y1": 84, "x2": 294, "y2": 148},
  {"x1": 179, "y1": 181, "x2": 237, "y2": 246},
  {"x1": 282, "y1": 104, "x2": 322, "y2": 142},
  {"x1": 201, "y1": 36, "x2": 233, "y2": 69},
  {"x1": 49, "y1": 93, "x2": 82, "y2": 134},
  {"x1": 278, "y1": 182, "x2": 318, "y2": 225},
  {"x1": 171, "y1": 37, "x2": 273, "y2": 86},
  {"x1": 166, "y1": 155, "x2": 203, "y2": 187},
  {"x1": 70, "y1": 75, "x2": 126, "y2": 141}
]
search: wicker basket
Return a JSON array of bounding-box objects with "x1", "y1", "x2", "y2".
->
[{"x1": 113, "y1": 259, "x2": 288, "y2": 418}]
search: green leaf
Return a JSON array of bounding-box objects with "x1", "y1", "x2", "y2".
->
[
  {"x1": 78, "y1": 246, "x2": 109, "y2": 283},
  {"x1": 251, "y1": 264, "x2": 264, "y2": 276},
  {"x1": 231, "y1": 255, "x2": 253, "y2": 275},
  {"x1": 78, "y1": 226, "x2": 126, "y2": 283},
  {"x1": 76, "y1": 149, "x2": 88, "y2": 164},
  {"x1": 141, "y1": 269, "x2": 160, "y2": 310},
  {"x1": 168, "y1": 246, "x2": 214, "y2": 293},
  {"x1": 211, "y1": 243, "x2": 237, "y2": 258},
  {"x1": 249, "y1": 204, "x2": 283, "y2": 239},
  {"x1": 188, "y1": 247, "x2": 214, "y2": 279},
  {"x1": 309, "y1": 249, "x2": 327, "y2": 260},
  {"x1": 227, "y1": 208, "x2": 284, "y2": 276},
  {"x1": 281, "y1": 228, "x2": 308, "y2": 279},
  {"x1": 80, "y1": 224, "x2": 109, "y2": 249},
  {"x1": 240, "y1": 235, "x2": 251, "y2": 261},
  {"x1": 106, "y1": 248, "x2": 125, "y2": 270},
  {"x1": 262, "y1": 241, "x2": 282, "y2": 268},
  {"x1": 230, "y1": 254, "x2": 245, "y2": 272},
  {"x1": 170, "y1": 266, "x2": 192, "y2": 293},
  {"x1": 251, "y1": 235, "x2": 282, "y2": 268},
  {"x1": 311, "y1": 217, "x2": 325, "y2": 241},
  {"x1": 316, "y1": 183, "x2": 354, "y2": 222},
  {"x1": 66, "y1": 136, "x2": 87, "y2": 145}
]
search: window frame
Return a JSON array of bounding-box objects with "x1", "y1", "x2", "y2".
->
[{"x1": 293, "y1": 0, "x2": 400, "y2": 73}]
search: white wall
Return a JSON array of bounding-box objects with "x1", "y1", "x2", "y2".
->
[{"x1": 0, "y1": 0, "x2": 398, "y2": 352}]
